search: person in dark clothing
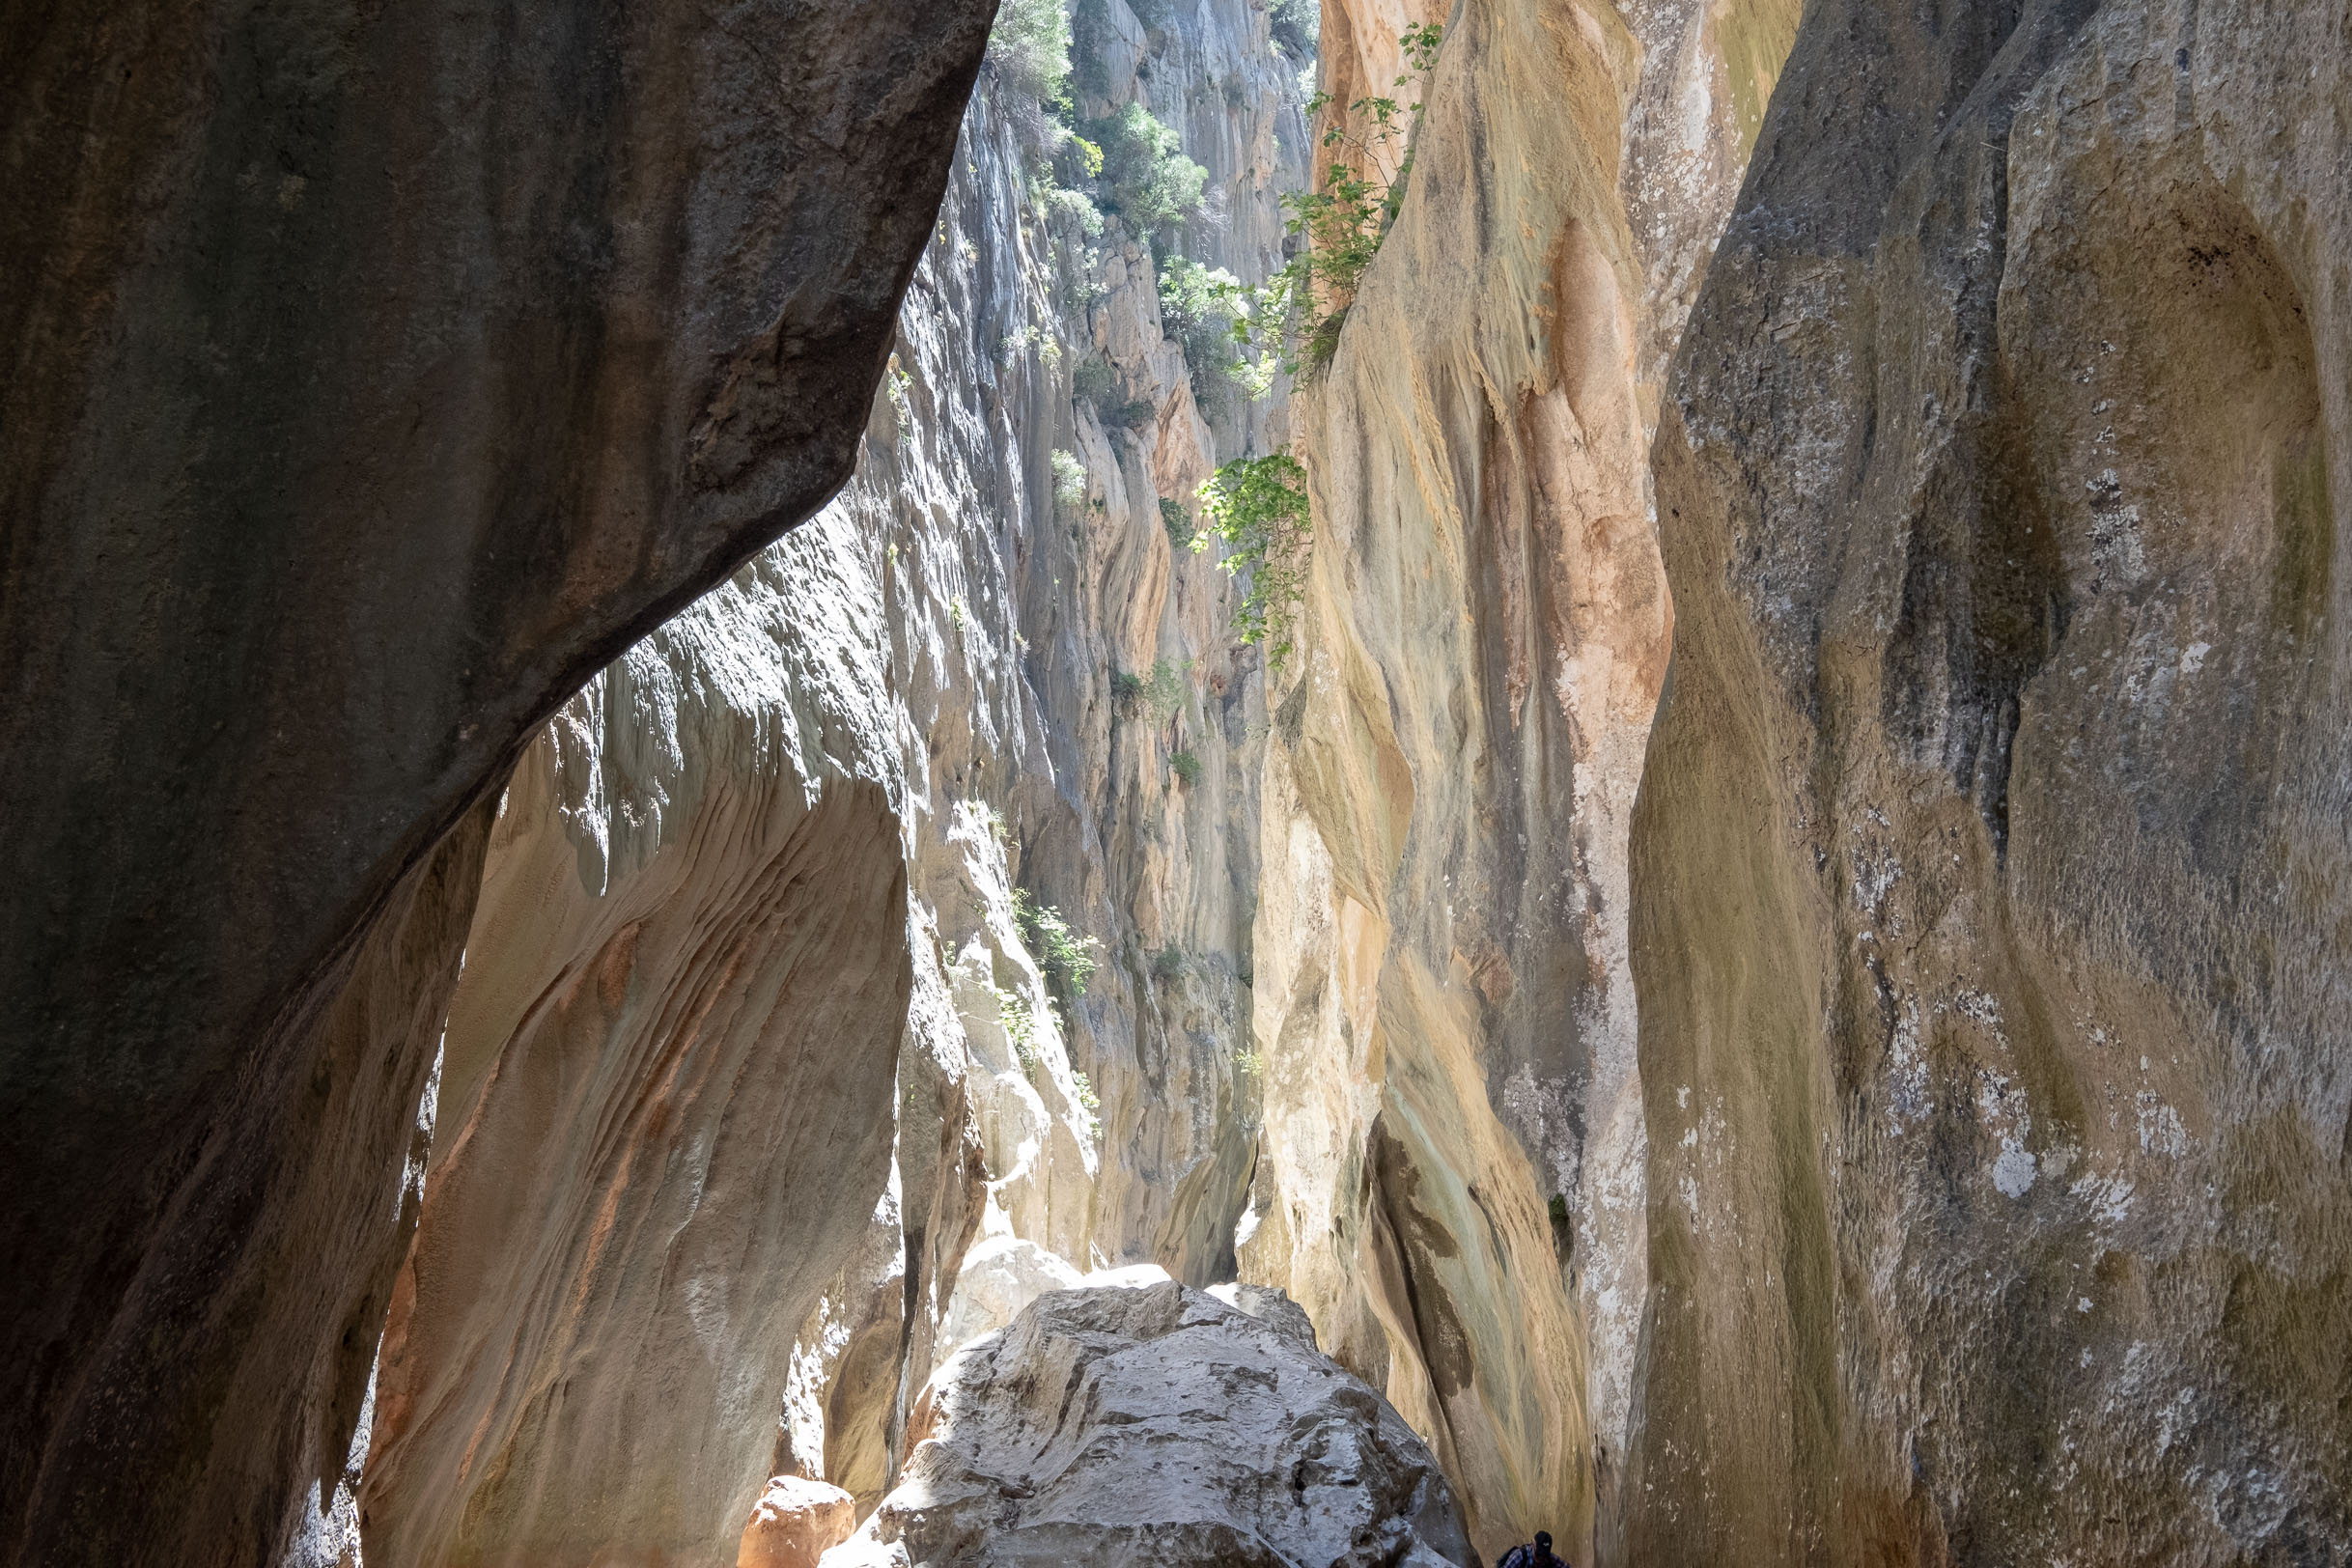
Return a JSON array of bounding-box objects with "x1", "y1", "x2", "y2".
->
[{"x1": 1496, "y1": 1529, "x2": 1565, "y2": 1568}]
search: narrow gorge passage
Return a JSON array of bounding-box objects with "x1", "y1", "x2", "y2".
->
[{"x1": 3, "y1": 0, "x2": 2346, "y2": 1567}]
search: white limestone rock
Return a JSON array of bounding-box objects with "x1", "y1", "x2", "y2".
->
[{"x1": 823, "y1": 1281, "x2": 1475, "y2": 1568}]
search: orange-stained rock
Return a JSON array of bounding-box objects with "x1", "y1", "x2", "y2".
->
[{"x1": 738, "y1": 1476, "x2": 857, "y2": 1568}]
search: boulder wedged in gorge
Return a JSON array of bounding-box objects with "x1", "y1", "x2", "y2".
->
[
  {"x1": 0, "y1": 0, "x2": 993, "y2": 1561},
  {"x1": 825, "y1": 1281, "x2": 1477, "y2": 1568},
  {"x1": 1630, "y1": 0, "x2": 2352, "y2": 1561}
]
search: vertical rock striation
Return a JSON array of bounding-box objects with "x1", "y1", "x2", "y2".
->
[
  {"x1": 1235, "y1": 0, "x2": 1791, "y2": 1557},
  {"x1": 1631, "y1": 0, "x2": 2352, "y2": 1560},
  {"x1": 360, "y1": 4, "x2": 1310, "y2": 1559},
  {"x1": 0, "y1": 3, "x2": 992, "y2": 1565}
]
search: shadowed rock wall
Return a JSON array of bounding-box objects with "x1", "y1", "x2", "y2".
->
[
  {"x1": 0, "y1": 1, "x2": 993, "y2": 1562},
  {"x1": 1630, "y1": 0, "x2": 2352, "y2": 1560}
]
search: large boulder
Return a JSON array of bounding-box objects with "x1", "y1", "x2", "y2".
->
[
  {"x1": 741, "y1": 1476, "x2": 860, "y2": 1568},
  {"x1": 825, "y1": 1281, "x2": 1478, "y2": 1567}
]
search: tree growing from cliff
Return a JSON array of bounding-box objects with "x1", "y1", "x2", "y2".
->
[
  {"x1": 1268, "y1": 0, "x2": 1319, "y2": 60},
  {"x1": 989, "y1": 0, "x2": 1075, "y2": 141},
  {"x1": 1091, "y1": 102, "x2": 1208, "y2": 240},
  {"x1": 1015, "y1": 890, "x2": 1103, "y2": 998},
  {"x1": 1224, "y1": 22, "x2": 1442, "y2": 377},
  {"x1": 1160, "y1": 255, "x2": 1258, "y2": 410},
  {"x1": 1194, "y1": 449, "x2": 1311, "y2": 669}
]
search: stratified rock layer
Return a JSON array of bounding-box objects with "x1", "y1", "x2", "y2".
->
[
  {"x1": 0, "y1": 2, "x2": 991, "y2": 1564},
  {"x1": 1630, "y1": 0, "x2": 2352, "y2": 1560},
  {"x1": 824, "y1": 1282, "x2": 1477, "y2": 1568}
]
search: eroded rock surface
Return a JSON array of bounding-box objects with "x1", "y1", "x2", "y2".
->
[
  {"x1": 358, "y1": 7, "x2": 1308, "y2": 1562},
  {"x1": 825, "y1": 1282, "x2": 1476, "y2": 1568},
  {"x1": 1630, "y1": 0, "x2": 2352, "y2": 1560},
  {"x1": 0, "y1": 1, "x2": 992, "y2": 1564},
  {"x1": 1235, "y1": 0, "x2": 1793, "y2": 1555}
]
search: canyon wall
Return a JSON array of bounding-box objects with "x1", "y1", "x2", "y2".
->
[
  {"x1": 352, "y1": 7, "x2": 1309, "y2": 1562},
  {"x1": 0, "y1": 4, "x2": 991, "y2": 1566},
  {"x1": 15, "y1": 0, "x2": 2342, "y2": 1560},
  {"x1": 1235, "y1": 0, "x2": 1793, "y2": 1560},
  {"x1": 1628, "y1": 0, "x2": 2352, "y2": 1561}
]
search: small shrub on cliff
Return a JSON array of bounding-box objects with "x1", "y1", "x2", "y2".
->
[
  {"x1": 1159, "y1": 255, "x2": 1252, "y2": 407},
  {"x1": 1015, "y1": 890, "x2": 1103, "y2": 996},
  {"x1": 1194, "y1": 449, "x2": 1311, "y2": 668},
  {"x1": 1161, "y1": 497, "x2": 1194, "y2": 548},
  {"x1": 989, "y1": 0, "x2": 1075, "y2": 143},
  {"x1": 1091, "y1": 102, "x2": 1207, "y2": 240},
  {"x1": 1169, "y1": 749, "x2": 1203, "y2": 787},
  {"x1": 1074, "y1": 354, "x2": 1118, "y2": 407},
  {"x1": 1145, "y1": 658, "x2": 1190, "y2": 719},
  {"x1": 991, "y1": 983, "x2": 1045, "y2": 1070},
  {"x1": 1152, "y1": 943, "x2": 1187, "y2": 980},
  {"x1": 1268, "y1": 0, "x2": 1319, "y2": 59},
  {"x1": 1050, "y1": 447, "x2": 1087, "y2": 508},
  {"x1": 1225, "y1": 23, "x2": 1442, "y2": 378},
  {"x1": 1113, "y1": 658, "x2": 1190, "y2": 720}
]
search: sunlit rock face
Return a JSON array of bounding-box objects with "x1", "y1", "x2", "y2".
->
[
  {"x1": 1630, "y1": 0, "x2": 2352, "y2": 1561},
  {"x1": 0, "y1": 2, "x2": 992, "y2": 1564},
  {"x1": 1234, "y1": 0, "x2": 1793, "y2": 1557},
  {"x1": 354, "y1": 3, "x2": 1309, "y2": 1561},
  {"x1": 354, "y1": 535, "x2": 919, "y2": 1566},
  {"x1": 824, "y1": 1281, "x2": 1478, "y2": 1568}
]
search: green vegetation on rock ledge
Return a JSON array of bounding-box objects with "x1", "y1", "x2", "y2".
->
[
  {"x1": 1015, "y1": 890, "x2": 1102, "y2": 997},
  {"x1": 1160, "y1": 256, "x2": 1260, "y2": 409},
  {"x1": 1115, "y1": 658, "x2": 1192, "y2": 721},
  {"x1": 1090, "y1": 101, "x2": 1209, "y2": 240},
  {"x1": 1226, "y1": 22, "x2": 1442, "y2": 377}
]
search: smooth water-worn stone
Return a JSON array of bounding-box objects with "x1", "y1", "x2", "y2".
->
[
  {"x1": 1629, "y1": 0, "x2": 2352, "y2": 1560},
  {"x1": 1236, "y1": 0, "x2": 1793, "y2": 1555}
]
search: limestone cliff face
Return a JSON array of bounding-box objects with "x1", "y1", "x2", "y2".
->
[
  {"x1": 0, "y1": 4, "x2": 991, "y2": 1565},
  {"x1": 1630, "y1": 0, "x2": 2352, "y2": 1561},
  {"x1": 356, "y1": 9, "x2": 1307, "y2": 1562},
  {"x1": 1234, "y1": 0, "x2": 1791, "y2": 1558}
]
